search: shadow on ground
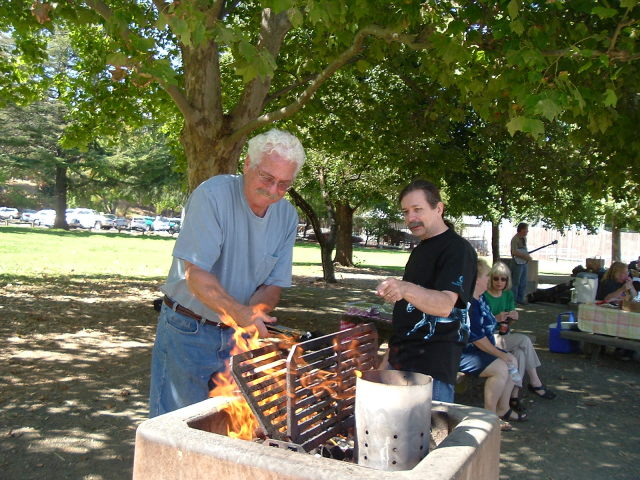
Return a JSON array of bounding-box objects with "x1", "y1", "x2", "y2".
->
[{"x1": 1, "y1": 272, "x2": 639, "y2": 479}]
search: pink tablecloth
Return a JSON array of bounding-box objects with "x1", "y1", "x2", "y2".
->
[{"x1": 577, "y1": 304, "x2": 640, "y2": 340}]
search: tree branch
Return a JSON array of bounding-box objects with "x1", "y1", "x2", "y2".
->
[
  {"x1": 85, "y1": 0, "x2": 196, "y2": 121},
  {"x1": 228, "y1": 8, "x2": 292, "y2": 130},
  {"x1": 608, "y1": 9, "x2": 634, "y2": 54},
  {"x1": 229, "y1": 25, "x2": 429, "y2": 142}
]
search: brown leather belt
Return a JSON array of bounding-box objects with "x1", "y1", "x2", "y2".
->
[{"x1": 163, "y1": 296, "x2": 229, "y2": 329}]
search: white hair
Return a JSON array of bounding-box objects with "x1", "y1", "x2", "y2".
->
[{"x1": 246, "y1": 129, "x2": 306, "y2": 175}]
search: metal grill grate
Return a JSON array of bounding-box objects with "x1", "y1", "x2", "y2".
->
[{"x1": 231, "y1": 323, "x2": 378, "y2": 451}]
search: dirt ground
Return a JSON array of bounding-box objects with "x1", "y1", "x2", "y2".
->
[{"x1": 1, "y1": 267, "x2": 639, "y2": 479}]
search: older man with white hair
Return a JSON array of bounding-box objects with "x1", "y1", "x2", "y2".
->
[{"x1": 149, "y1": 129, "x2": 305, "y2": 417}]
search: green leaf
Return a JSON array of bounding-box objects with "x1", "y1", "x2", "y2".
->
[
  {"x1": 271, "y1": 0, "x2": 294, "y2": 14},
  {"x1": 577, "y1": 61, "x2": 593, "y2": 74},
  {"x1": 507, "y1": 0, "x2": 519, "y2": 20},
  {"x1": 510, "y1": 19, "x2": 524, "y2": 36},
  {"x1": 620, "y1": 0, "x2": 638, "y2": 7},
  {"x1": 603, "y1": 88, "x2": 617, "y2": 107},
  {"x1": 106, "y1": 53, "x2": 129, "y2": 67},
  {"x1": 288, "y1": 8, "x2": 303, "y2": 28},
  {"x1": 506, "y1": 116, "x2": 544, "y2": 137},
  {"x1": 591, "y1": 7, "x2": 618, "y2": 19},
  {"x1": 535, "y1": 99, "x2": 562, "y2": 121}
]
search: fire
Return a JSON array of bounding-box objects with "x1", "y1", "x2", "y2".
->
[{"x1": 208, "y1": 305, "x2": 295, "y2": 440}]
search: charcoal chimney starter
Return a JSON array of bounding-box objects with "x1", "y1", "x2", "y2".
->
[{"x1": 355, "y1": 369, "x2": 432, "y2": 471}]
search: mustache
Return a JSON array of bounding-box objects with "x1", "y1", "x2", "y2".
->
[
  {"x1": 407, "y1": 221, "x2": 424, "y2": 229},
  {"x1": 257, "y1": 188, "x2": 279, "y2": 200}
]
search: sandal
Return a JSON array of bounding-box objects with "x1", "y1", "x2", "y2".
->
[
  {"x1": 500, "y1": 408, "x2": 528, "y2": 422},
  {"x1": 499, "y1": 419, "x2": 513, "y2": 432},
  {"x1": 509, "y1": 397, "x2": 527, "y2": 413},
  {"x1": 528, "y1": 384, "x2": 557, "y2": 399}
]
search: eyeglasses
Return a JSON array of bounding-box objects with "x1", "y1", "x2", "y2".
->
[
  {"x1": 492, "y1": 276, "x2": 508, "y2": 282},
  {"x1": 256, "y1": 167, "x2": 293, "y2": 192}
]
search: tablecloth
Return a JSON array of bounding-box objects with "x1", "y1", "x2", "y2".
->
[{"x1": 577, "y1": 303, "x2": 640, "y2": 340}]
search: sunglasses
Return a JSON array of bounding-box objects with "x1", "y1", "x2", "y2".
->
[{"x1": 492, "y1": 276, "x2": 508, "y2": 282}]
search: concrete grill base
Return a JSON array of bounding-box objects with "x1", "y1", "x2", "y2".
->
[{"x1": 133, "y1": 397, "x2": 501, "y2": 480}]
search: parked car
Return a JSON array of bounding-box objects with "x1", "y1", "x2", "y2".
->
[
  {"x1": 114, "y1": 217, "x2": 129, "y2": 231},
  {"x1": 168, "y1": 218, "x2": 181, "y2": 235},
  {"x1": 66, "y1": 208, "x2": 103, "y2": 229},
  {"x1": 129, "y1": 216, "x2": 151, "y2": 232},
  {"x1": 152, "y1": 216, "x2": 171, "y2": 232},
  {"x1": 33, "y1": 209, "x2": 56, "y2": 227},
  {"x1": 0, "y1": 207, "x2": 19, "y2": 220},
  {"x1": 99, "y1": 213, "x2": 117, "y2": 230},
  {"x1": 20, "y1": 209, "x2": 37, "y2": 222}
]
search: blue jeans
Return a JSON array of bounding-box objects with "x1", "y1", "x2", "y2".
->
[
  {"x1": 511, "y1": 261, "x2": 528, "y2": 303},
  {"x1": 148, "y1": 303, "x2": 234, "y2": 418},
  {"x1": 432, "y1": 379, "x2": 455, "y2": 403}
]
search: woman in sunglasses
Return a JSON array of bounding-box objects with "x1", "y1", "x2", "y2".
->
[{"x1": 484, "y1": 262, "x2": 556, "y2": 412}]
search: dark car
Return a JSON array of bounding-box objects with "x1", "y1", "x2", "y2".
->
[
  {"x1": 114, "y1": 217, "x2": 129, "y2": 231},
  {"x1": 168, "y1": 218, "x2": 181, "y2": 235}
]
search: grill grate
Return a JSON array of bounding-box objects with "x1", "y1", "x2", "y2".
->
[{"x1": 231, "y1": 323, "x2": 378, "y2": 451}]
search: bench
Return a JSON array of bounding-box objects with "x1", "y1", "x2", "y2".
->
[{"x1": 559, "y1": 329, "x2": 640, "y2": 361}]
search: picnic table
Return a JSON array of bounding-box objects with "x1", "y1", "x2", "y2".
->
[{"x1": 559, "y1": 303, "x2": 640, "y2": 360}]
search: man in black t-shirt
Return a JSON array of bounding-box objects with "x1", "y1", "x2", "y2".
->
[{"x1": 376, "y1": 179, "x2": 477, "y2": 402}]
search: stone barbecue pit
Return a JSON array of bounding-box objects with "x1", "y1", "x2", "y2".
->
[{"x1": 133, "y1": 324, "x2": 501, "y2": 479}]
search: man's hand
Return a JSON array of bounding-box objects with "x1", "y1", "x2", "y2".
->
[
  {"x1": 376, "y1": 278, "x2": 406, "y2": 303},
  {"x1": 226, "y1": 305, "x2": 276, "y2": 338}
]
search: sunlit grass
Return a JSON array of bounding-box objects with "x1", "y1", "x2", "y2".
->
[{"x1": 0, "y1": 226, "x2": 411, "y2": 280}]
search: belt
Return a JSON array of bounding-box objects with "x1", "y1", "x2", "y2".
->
[{"x1": 163, "y1": 296, "x2": 229, "y2": 329}]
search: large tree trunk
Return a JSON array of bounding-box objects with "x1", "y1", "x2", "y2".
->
[
  {"x1": 53, "y1": 164, "x2": 68, "y2": 229},
  {"x1": 178, "y1": 9, "x2": 292, "y2": 191},
  {"x1": 611, "y1": 220, "x2": 621, "y2": 262},
  {"x1": 182, "y1": 125, "x2": 246, "y2": 188},
  {"x1": 288, "y1": 188, "x2": 337, "y2": 283},
  {"x1": 334, "y1": 202, "x2": 356, "y2": 266},
  {"x1": 491, "y1": 220, "x2": 500, "y2": 263}
]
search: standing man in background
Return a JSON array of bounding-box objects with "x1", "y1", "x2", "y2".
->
[
  {"x1": 376, "y1": 179, "x2": 477, "y2": 403},
  {"x1": 149, "y1": 129, "x2": 305, "y2": 417},
  {"x1": 510, "y1": 222, "x2": 531, "y2": 305}
]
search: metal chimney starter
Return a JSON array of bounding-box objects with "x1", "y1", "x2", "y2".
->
[{"x1": 355, "y1": 369, "x2": 432, "y2": 471}]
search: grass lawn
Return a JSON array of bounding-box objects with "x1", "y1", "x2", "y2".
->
[
  {"x1": 0, "y1": 226, "x2": 412, "y2": 280},
  {"x1": 0, "y1": 225, "x2": 575, "y2": 283}
]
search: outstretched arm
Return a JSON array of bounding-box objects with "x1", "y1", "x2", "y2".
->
[
  {"x1": 376, "y1": 277, "x2": 457, "y2": 317},
  {"x1": 184, "y1": 262, "x2": 276, "y2": 336}
]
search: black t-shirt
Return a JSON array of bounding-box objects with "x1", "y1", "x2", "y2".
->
[{"x1": 388, "y1": 228, "x2": 478, "y2": 385}]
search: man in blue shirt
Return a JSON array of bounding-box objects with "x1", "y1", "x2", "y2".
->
[{"x1": 149, "y1": 129, "x2": 305, "y2": 417}]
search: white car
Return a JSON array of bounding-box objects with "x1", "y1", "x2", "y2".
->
[
  {"x1": 99, "y1": 213, "x2": 117, "y2": 229},
  {"x1": 66, "y1": 208, "x2": 103, "y2": 229},
  {"x1": 0, "y1": 207, "x2": 19, "y2": 220},
  {"x1": 152, "y1": 216, "x2": 171, "y2": 232},
  {"x1": 20, "y1": 209, "x2": 37, "y2": 222},
  {"x1": 33, "y1": 209, "x2": 56, "y2": 227}
]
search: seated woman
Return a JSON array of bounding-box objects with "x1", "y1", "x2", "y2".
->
[
  {"x1": 484, "y1": 262, "x2": 556, "y2": 410},
  {"x1": 459, "y1": 258, "x2": 527, "y2": 431},
  {"x1": 597, "y1": 261, "x2": 638, "y2": 303}
]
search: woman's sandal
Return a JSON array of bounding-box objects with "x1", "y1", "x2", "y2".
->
[
  {"x1": 500, "y1": 408, "x2": 528, "y2": 422},
  {"x1": 509, "y1": 397, "x2": 527, "y2": 413},
  {"x1": 528, "y1": 383, "x2": 557, "y2": 399}
]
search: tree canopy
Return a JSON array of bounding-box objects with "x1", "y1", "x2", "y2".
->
[{"x1": 3, "y1": 1, "x2": 638, "y2": 192}]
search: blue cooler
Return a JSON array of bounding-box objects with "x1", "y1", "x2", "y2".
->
[{"x1": 548, "y1": 312, "x2": 579, "y2": 353}]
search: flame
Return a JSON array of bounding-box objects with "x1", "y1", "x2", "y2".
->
[
  {"x1": 210, "y1": 315, "x2": 366, "y2": 442},
  {"x1": 208, "y1": 306, "x2": 296, "y2": 440}
]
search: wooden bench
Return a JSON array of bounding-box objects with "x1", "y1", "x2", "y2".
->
[{"x1": 559, "y1": 329, "x2": 640, "y2": 361}]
